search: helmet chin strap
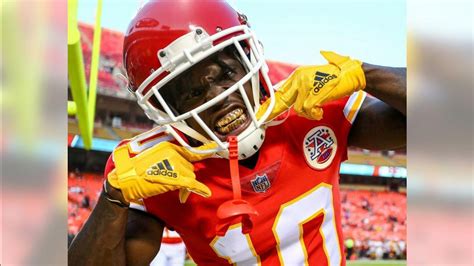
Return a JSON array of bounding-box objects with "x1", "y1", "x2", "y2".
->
[{"x1": 170, "y1": 121, "x2": 210, "y2": 145}]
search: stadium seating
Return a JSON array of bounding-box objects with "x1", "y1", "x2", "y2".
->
[
  {"x1": 112, "y1": 127, "x2": 144, "y2": 140},
  {"x1": 347, "y1": 151, "x2": 400, "y2": 167},
  {"x1": 340, "y1": 189, "x2": 406, "y2": 242},
  {"x1": 67, "y1": 120, "x2": 81, "y2": 136},
  {"x1": 68, "y1": 172, "x2": 103, "y2": 234}
]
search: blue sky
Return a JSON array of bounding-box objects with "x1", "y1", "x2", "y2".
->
[{"x1": 78, "y1": 0, "x2": 406, "y2": 66}]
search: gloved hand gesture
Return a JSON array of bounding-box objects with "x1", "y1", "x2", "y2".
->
[
  {"x1": 107, "y1": 141, "x2": 216, "y2": 204},
  {"x1": 257, "y1": 51, "x2": 366, "y2": 121}
]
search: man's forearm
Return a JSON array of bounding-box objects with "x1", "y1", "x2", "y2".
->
[
  {"x1": 363, "y1": 63, "x2": 406, "y2": 116},
  {"x1": 68, "y1": 184, "x2": 129, "y2": 266}
]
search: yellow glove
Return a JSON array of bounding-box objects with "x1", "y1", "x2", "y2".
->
[
  {"x1": 107, "y1": 142, "x2": 217, "y2": 204},
  {"x1": 257, "y1": 51, "x2": 366, "y2": 121}
]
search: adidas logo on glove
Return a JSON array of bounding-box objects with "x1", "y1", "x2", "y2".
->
[
  {"x1": 313, "y1": 71, "x2": 337, "y2": 93},
  {"x1": 147, "y1": 159, "x2": 178, "y2": 178}
]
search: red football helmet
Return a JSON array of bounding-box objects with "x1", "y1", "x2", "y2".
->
[{"x1": 123, "y1": 0, "x2": 275, "y2": 159}]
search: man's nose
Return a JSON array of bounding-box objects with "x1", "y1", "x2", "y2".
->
[
  {"x1": 205, "y1": 84, "x2": 228, "y2": 102},
  {"x1": 200, "y1": 73, "x2": 215, "y2": 86}
]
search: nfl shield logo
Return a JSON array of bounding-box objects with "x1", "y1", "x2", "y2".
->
[{"x1": 251, "y1": 174, "x2": 271, "y2": 193}]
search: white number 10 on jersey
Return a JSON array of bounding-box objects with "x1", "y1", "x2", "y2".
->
[{"x1": 211, "y1": 183, "x2": 342, "y2": 265}]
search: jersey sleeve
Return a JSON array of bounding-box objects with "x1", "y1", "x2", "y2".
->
[
  {"x1": 343, "y1": 90, "x2": 367, "y2": 125},
  {"x1": 339, "y1": 90, "x2": 367, "y2": 161},
  {"x1": 103, "y1": 150, "x2": 118, "y2": 180}
]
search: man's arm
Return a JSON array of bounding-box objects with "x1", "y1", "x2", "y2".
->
[
  {"x1": 348, "y1": 64, "x2": 406, "y2": 149},
  {"x1": 125, "y1": 208, "x2": 164, "y2": 265},
  {"x1": 68, "y1": 182, "x2": 163, "y2": 266}
]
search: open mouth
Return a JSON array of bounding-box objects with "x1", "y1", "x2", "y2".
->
[{"x1": 214, "y1": 107, "x2": 251, "y2": 139}]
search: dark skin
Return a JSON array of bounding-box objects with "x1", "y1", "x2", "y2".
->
[
  {"x1": 350, "y1": 63, "x2": 406, "y2": 150},
  {"x1": 68, "y1": 52, "x2": 406, "y2": 265},
  {"x1": 162, "y1": 48, "x2": 254, "y2": 143}
]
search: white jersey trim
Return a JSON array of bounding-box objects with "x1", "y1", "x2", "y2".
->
[
  {"x1": 129, "y1": 200, "x2": 147, "y2": 212},
  {"x1": 127, "y1": 126, "x2": 174, "y2": 154},
  {"x1": 343, "y1": 91, "x2": 367, "y2": 124}
]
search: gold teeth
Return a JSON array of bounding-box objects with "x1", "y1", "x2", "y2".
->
[
  {"x1": 216, "y1": 108, "x2": 244, "y2": 128},
  {"x1": 217, "y1": 113, "x2": 247, "y2": 134}
]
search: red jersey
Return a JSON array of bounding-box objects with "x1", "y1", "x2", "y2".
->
[{"x1": 104, "y1": 91, "x2": 366, "y2": 266}]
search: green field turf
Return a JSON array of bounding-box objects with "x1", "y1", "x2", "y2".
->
[{"x1": 185, "y1": 260, "x2": 406, "y2": 266}]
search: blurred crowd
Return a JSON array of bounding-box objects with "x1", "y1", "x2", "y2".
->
[
  {"x1": 68, "y1": 171, "x2": 407, "y2": 260},
  {"x1": 344, "y1": 237, "x2": 406, "y2": 261},
  {"x1": 341, "y1": 189, "x2": 406, "y2": 260},
  {"x1": 67, "y1": 170, "x2": 102, "y2": 245}
]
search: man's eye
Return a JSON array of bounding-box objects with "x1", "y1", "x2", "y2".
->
[
  {"x1": 186, "y1": 87, "x2": 203, "y2": 99},
  {"x1": 223, "y1": 68, "x2": 235, "y2": 78}
]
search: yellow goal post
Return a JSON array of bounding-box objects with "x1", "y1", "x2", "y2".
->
[{"x1": 67, "y1": 0, "x2": 102, "y2": 149}]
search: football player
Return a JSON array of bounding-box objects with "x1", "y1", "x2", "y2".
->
[{"x1": 69, "y1": 1, "x2": 406, "y2": 265}]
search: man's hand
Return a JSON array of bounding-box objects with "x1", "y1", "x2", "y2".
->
[
  {"x1": 107, "y1": 142, "x2": 217, "y2": 204},
  {"x1": 257, "y1": 51, "x2": 366, "y2": 121}
]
